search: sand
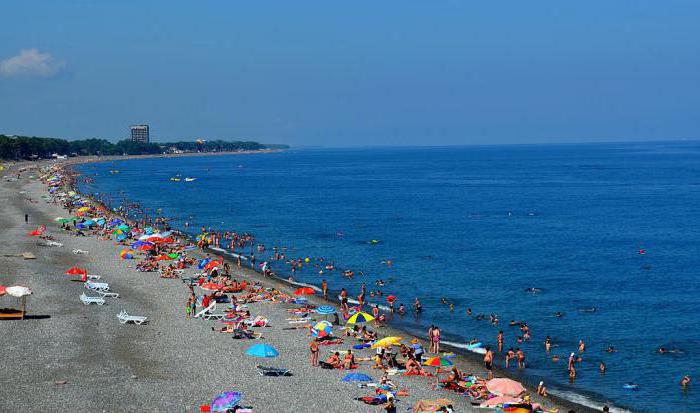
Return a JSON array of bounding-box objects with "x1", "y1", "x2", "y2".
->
[{"x1": 0, "y1": 159, "x2": 595, "y2": 412}]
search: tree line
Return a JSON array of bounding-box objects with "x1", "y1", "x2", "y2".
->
[{"x1": 0, "y1": 135, "x2": 285, "y2": 160}]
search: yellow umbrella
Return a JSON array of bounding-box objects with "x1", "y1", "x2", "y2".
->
[
  {"x1": 77, "y1": 206, "x2": 90, "y2": 212},
  {"x1": 371, "y1": 336, "x2": 402, "y2": 349},
  {"x1": 346, "y1": 311, "x2": 375, "y2": 324}
]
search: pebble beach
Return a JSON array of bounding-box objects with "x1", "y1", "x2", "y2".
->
[{"x1": 0, "y1": 158, "x2": 596, "y2": 413}]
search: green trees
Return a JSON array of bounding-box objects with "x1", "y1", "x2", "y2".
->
[{"x1": 0, "y1": 135, "x2": 286, "y2": 160}]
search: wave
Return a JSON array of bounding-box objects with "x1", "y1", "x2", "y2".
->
[{"x1": 548, "y1": 388, "x2": 631, "y2": 413}]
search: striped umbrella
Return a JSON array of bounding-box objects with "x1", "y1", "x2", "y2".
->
[
  {"x1": 315, "y1": 305, "x2": 336, "y2": 315},
  {"x1": 423, "y1": 356, "x2": 453, "y2": 367},
  {"x1": 346, "y1": 311, "x2": 375, "y2": 324}
]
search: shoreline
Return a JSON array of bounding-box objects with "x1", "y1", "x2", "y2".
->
[
  {"x1": 0, "y1": 156, "x2": 604, "y2": 412},
  {"x1": 70, "y1": 156, "x2": 613, "y2": 413}
]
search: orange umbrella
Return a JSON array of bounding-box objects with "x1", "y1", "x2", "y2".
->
[
  {"x1": 293, "y1": 287, "x2": 315, "y2": 296},
  {"x1": 200, "y1": 282, "x2": 224, "y2": 291},
  {"x1": 28, "y1": 230, "x2": 43, "y2": 236},
  {"x1": 204, "y1": 261, "x2": 222, "y2": 271}
]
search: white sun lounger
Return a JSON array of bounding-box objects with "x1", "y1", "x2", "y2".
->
[
  {"x1": 85, "y1": 281, "x2": 110, "y2": 291},
  {"x1": 193, "y1": 303, "x2": 216, "y2": 319},
  {"x1": 95, "y1": 290, "x2": 120, "y2": 298},
  {"x1": 117, "y1": 311, "x2": 147, "y2": 325},
  {"x1": 80, "y1": 293, "x2": 105, "y2": 305},
  {"x1": 72, "y1": 249, "x2": 89, "y2": 255},
  {"x1": 86, "y1": 274, "x2": 101, "y2": 280}
]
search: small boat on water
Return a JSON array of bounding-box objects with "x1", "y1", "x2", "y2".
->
[
  {"x1": 170, "y1": 177, "x2": 181, "y2": 182},
  {"x1": 184, "y1": 177, "x2": 196, "y2": 182}
]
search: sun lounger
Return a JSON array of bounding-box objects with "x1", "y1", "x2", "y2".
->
[
  {"x1": 256, "y1": 365, "x2": 292, "y2": 377},
  {"x1": 193, "y1": 303, "x2": 215, "y2": 318},
  {"x1": 80, "y1": 293, "x2": 105, "y2": 305},
  {"x1": 86, "y1": 274, "x2": 101, "y2": 280},
  {"x1": 85, "y1": 281, "x2": 109, "y2": 291},
  {"x1": 117, "y1": 310, "x2": 147, "y2": 325},
  {"x1": 72, "y1": 249, "x2": 89, "y2": 255},
  {"x1": 95, "y1": 290, "x2": 120, "y2": 298}
]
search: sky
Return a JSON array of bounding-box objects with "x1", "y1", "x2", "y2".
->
[{"x1": 0, "y1": 1, "x2": 699, "y2": 147}]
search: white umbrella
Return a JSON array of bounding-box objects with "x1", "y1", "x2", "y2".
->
[{"x1": 6, "y1": 286, "x2": 32, "y2": 297}]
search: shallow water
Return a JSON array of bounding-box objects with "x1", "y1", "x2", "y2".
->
[{"x1": 78, "y1": 142, "x2": 700, "y2": 412}]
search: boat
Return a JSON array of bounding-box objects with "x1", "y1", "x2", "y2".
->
[
  {"x1": 184, "y1": 177, "x2": 196, "y2": 182},
  {"x1": 170, "y1": 177, "x2": 181, "y2": 182}
]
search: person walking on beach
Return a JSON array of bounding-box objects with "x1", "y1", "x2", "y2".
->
[
  {"x1": 321, "y1": 279, "x2": 328, "y2": 300},
  {"x1": 484, "y1": 346, "x2": 494, "y2": 379},
  {"x1": 309, "y1": 340, "x2": 319, "y2": 367},
  {"x1": 24, "y1": 213, "x2": 28, "y2": 224}
]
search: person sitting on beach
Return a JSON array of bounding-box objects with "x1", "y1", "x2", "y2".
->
[
  {"x1": 405, "y1": 354, "x2": 425, "y2": 375},
  {"x1": 372, "y1": 353, "x2": 386, "y2": 370},
  {"x1": 343, "y1": 350, "x2": 355, "y2": 369},
  {"x1": 537, "y1": 381, "x2": 548, "y2": 396}
]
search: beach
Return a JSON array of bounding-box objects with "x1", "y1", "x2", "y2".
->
[{"x1": 0, "y1": 158, "x2": 597, "y2": 412}]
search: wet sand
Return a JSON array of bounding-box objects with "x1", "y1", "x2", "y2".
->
[{"x1": 0, "y1": 159, "x2": 595, "y2": 412}]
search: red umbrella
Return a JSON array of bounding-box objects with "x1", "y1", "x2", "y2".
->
[
  {"x1": 158, "y1": 237, "x2": 175, "y2": 244},
  {"x1": 0, "y1": 285, "x2": 6, "y2": 296},
  {"x1": 28, "y1": 230, "x2": 43, "y2": 236},
  {"x1": 386, "y1": 295, "x2": 397, "y2": 303},
  {"x1": 136, "y1": 244, "x2": 154, "y2": 251},
  {"x1": 204, "y1": 261, "x2": 222, "y2": 271},
  {"x1": 293, "y1": 287, "x2": 316, "y2": 296},
  {"x1": 66, "y1": 267, "x2": 87, "y2": 275}
]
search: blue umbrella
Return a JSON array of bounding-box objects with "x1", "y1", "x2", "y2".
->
[
  {"x1": 315, "y1": 305, "x2": 336, "y2": 315},
  {"x1": 342, "y1": 372, "x2": 373, "y2": 382},
  {"x1": 198, "y1": 257, "x2": 211, "y2": 269},
  {"x1": 245, "y1": 343, "x2": 279, "y2": 358},
  {"x1": 210, "y1": 391, "x2": 242, "y2": 412}
]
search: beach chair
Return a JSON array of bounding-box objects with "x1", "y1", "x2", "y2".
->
[
  {"x1": 95, "y1": 290, "x2": 120, "y2": 299},
  {"x1": 193, "y1": 303, "x2": 216, "y2": 319},
  {"x1": 72, "y1": 249, "x2": 89, "y2": 255},
  {"x1": 85, "y1": 281, "x2": 110, "y2": 291},
  {"x1": 256, "y1": 365, "x2": 292, "y2": 377},
  {"x1": 117, "y1": 311, "x2": 148, "y2": 325},
  {"x1": 80, "y1": 293, "x2": 105, "y2": 305},
  {"x1": 86, "y1": 274, "x2": 101, "y2": 280}
]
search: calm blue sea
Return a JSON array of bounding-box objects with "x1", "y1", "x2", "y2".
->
[{"x1": 77, "y1": 142, "x2": 700, "y2": 412}]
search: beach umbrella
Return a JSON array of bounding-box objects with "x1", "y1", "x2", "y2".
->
[
  {"x1": 117, "y1": 224, "x2": 130, "y2": 231},
  {"x1": 54, "y1": 217, "x2": 67, "y2": 222},
  {"x1": 480, "y1": 395, "x2": 522, "y2": 408},
  {"x1": 245, "y1": 343, "x2": 279, "y2": 358},
  {"x1": 210, "y1": 391, "x2": 242, "y2": 412},
  {"x1": 120, "y1": 249, "x2": 136, "y2": 259},
  {"x1": 65, "y1": 267, "x2": 87, "y2": 275},
  {"x1": 371, "y1": 336, "x2": 402, "y2": 349},
  {"x1": 167, "y1": 253, "x2": 180, "y2": 259},
  {"x1": 386, "y1": 295, "x2": 396, "y2": 303},
  {"x1": 293, "y1": 287, "x2": 316, "y2": 296},
  {"x1": 6, "y1": 286, "x2": 32, "y2": 297},
  {"x1": 197, "y1": 258, "x2": 211, "y2": 269},
  {"x1": 77, "y1": 206, "x2": 90, "y2": 212},
  {"x1": 0, "y1": 285, "x2": 6, "y2": 296},
  {"x1": 341, "y1": 373, "x2": 373, "y2": 382},
  {"x1": 486, "y1": 378, "x2": 526, "y2": 397},
  {"x1": 131, "y1": 241, "x2": 154, "y2": 250},
  {"x1": 200, "y1": 282, "x2": 224, "y2": 291},
  {"x1": 204, "y1": 261, "x2": 221, "y2": 271},
  {"x1": 315, "y1": 305, "x2": 336, "y2": 315},
  {"x1": 502, "y1": 403, "x2": 534, "y2": 413},
  {"x1": 423, "y1": 357, "x2": 453, "y2": 367},
  {"x1": 28, "y1": 229, "x2": 43, "y2": 236},
  {"x1": 311, "y1": 320, "x2": 333, "y2": 338},
  {"x1": 346, "y1": 311, "x2": 375, "y2": 324}
]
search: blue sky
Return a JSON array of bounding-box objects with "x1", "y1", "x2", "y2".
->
[{"x1": 0, "y1": 1, "x2": 698, "y2": 146}]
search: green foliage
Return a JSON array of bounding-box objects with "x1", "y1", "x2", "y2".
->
[{"x1": 0, "y1": 135, "x2": 284, "y2": 160}]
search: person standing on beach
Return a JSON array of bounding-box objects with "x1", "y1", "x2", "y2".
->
[
  {"x1": 24, "y1": 213, "x2": 28, "y2": 224},
  {"x1": 484, "y1": 346, "x2": 494, "y2": 379},
  {"x1": 497, "y1": 331, "x2": 504, "y2": 352},
  {"x1": 321, "y1": 279, "x2": 328, "y2": 300},
  {"x1": 432, "y1": 326, "x2": 441, "y2": 354},
  {"x1": 340, "y1": 288, "x2": 348, "y2": 307},
  {"x1": 309, "y1": 340, "x2": 319, "y2": 367},
  {"x1": 427, "y1": 325, "x2": 435, "y2": 353}
]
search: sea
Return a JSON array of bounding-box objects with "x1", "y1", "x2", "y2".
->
[{"x1": 77, "y1": 142, "x2": 700, "y2": 413}]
